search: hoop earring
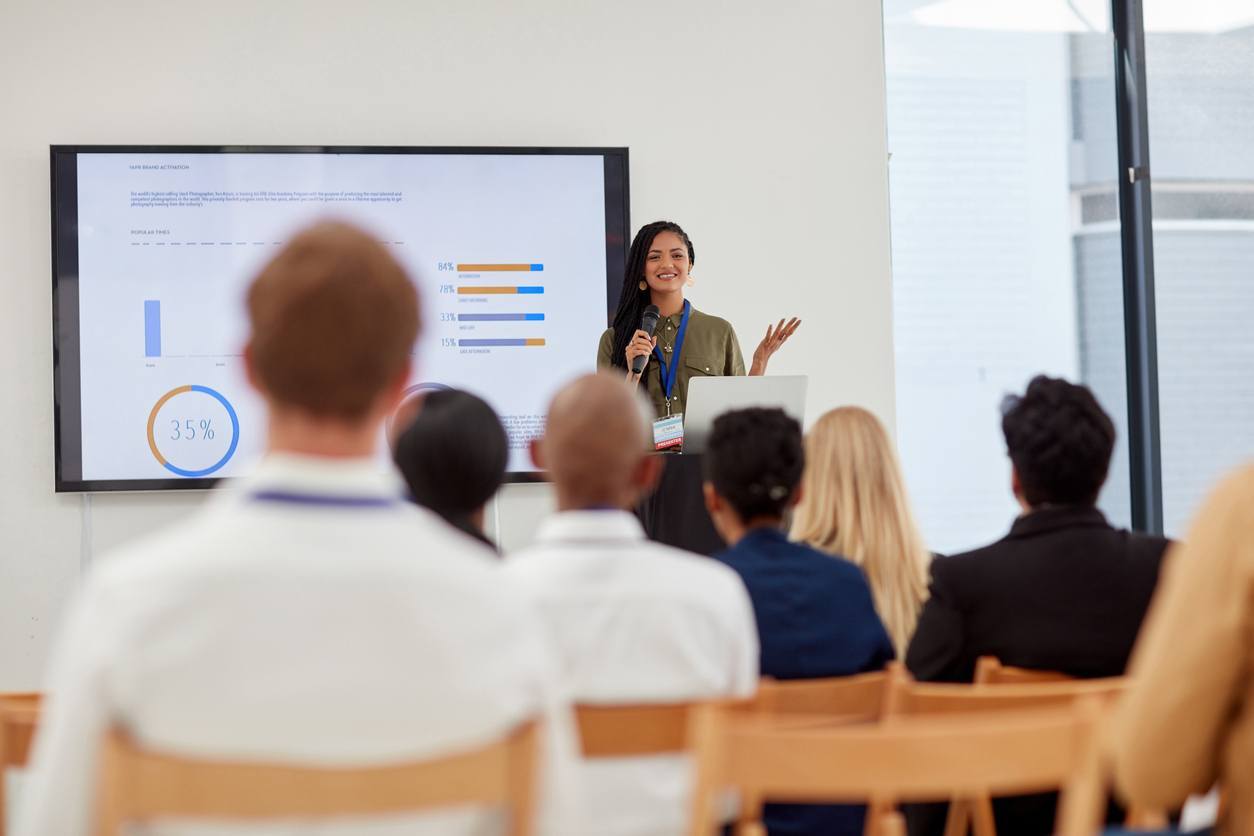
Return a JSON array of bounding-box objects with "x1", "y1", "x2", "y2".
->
[{"x1": 638, "y1": 280, "x2": 648, "y2": 291}]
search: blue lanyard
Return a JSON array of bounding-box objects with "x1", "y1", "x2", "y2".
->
[{"x1": 652, "y1": 300, "x2": 691, "y2": 402}]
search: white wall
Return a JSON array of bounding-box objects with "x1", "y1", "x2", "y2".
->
[{"x1": 0, "y1": 0, "x2": 895, "y2": 689}]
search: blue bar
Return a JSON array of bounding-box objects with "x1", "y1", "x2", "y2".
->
[
  {"x1": 458, "y1": 313, "x2": 546, "y2": 322},
  {"x1": 529, "y1": 264, "x2": 544, "y2": 271},
  {"x1": 144, "y1": 300, "x2": 161, "y2": 357},
  {"x1": 517, "y1": 286, "x2": 544, "y2": 294}
]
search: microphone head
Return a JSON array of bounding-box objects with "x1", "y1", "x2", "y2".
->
[{"x1": 641, "y1": 304, "x2": 661, "y2": 336}]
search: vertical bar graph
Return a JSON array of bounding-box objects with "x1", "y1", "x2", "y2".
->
[{"x1": 144, "y1": 300, "x2": 161, "y2": 358}]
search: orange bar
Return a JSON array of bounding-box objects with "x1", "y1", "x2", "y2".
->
[
  {"x1": 524, "y1": 339, "x2": 546, "y2": 347},
  {"x1": 458, "y1": 286, "x2": 523, "y2": 294},
  {"x1": 457, "y1": 263, "x2": 534, "y2": 272}
]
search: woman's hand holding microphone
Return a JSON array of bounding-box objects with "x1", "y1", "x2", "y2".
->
[{"x1": 624, "y1": 329, "x2": 657, "y2": 385}]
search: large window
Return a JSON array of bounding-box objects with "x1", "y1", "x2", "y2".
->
[
  {"x1": 1142, "y1": 14, "x2": 1254, "y2": 535},
  {"x1": 884, "y1": 1, "x2": 1130, "y2": 554}
]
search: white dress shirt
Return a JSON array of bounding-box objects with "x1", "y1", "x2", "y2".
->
[
  {"x1": 504, "y1": 510, "x2": 758, "y2": 836},
  {"x1": 17, "y1": 454, "x2": 580, "y2": 836}
]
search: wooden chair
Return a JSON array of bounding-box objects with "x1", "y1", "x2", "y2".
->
[
  {"x1": 95, "y1": 720, "x2": 540, "y2": 836},
  {"x1": 885, "y1": 675, "x2": 1128, "y2": 719},
  {"x1": 737, "y1": 669, "x2": 898, "y2": 834},
  {"x1": 687, "y1": 700, "x2": 1107, "y2": 836},
  {"x1": 752, "y1": 668, "x2": 893, "y2": 720},
  {"x1": 963, "y1": 661, "x2": 1168, "y2": 832},
  {"x1": 575, "y1": 702, "x2": 698, "y2": 757},
  {"x1": 974, "y1": 656, "x2": 1071, "y2": 686},
  {"x1": 880, "y1": 674, "x2": 1127, "y2": 836},
  {"x1": 0, "y1": 693, "x2": 42, "y2": 836}
]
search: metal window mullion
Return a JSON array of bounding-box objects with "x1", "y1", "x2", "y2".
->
[{"x1": 1111, "y1": 0, "x2": 1164, "y2": 534}]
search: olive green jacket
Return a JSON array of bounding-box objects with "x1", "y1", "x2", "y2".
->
[{"x1": 598, "y1": 306, "x2": 746, "y2": 419}]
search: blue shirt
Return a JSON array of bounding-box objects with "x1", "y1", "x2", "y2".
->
[
  {"x1": 717, "y1": 527, "x2": 895, "y2": 836},
  {"x1": 717, "y1": 527, "x2": 894, "y2": 680}
]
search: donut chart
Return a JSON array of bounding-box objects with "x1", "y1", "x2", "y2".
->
[{"x1": 146, "y1": 385, "x2": 240, "y2": 478}]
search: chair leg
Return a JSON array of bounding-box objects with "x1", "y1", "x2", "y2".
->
[
  {"x1": 970, "y1": 796, "x2": 996, "y2": 836},
  {"x1": 1125, "y1": 806, "x2": 1168, "y2": 829},
  {"x1": 687, "y1": 705, "x2": 727, "y2": 836},
  {"x1": 879, "y1": 811, "x2": 908, "y2": 836},
  {"x1": 733, "y1": 789, "x2": 765, "y2": 836},
  {"x1": 865, "y1": 796, "x2": 895, "y2": 836},
  {"x1": 943, "y1": 797, "x2": 973, "y2": 836}
]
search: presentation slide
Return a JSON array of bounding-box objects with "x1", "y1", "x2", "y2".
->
[{"x1": 56, "y1": 149, "x2": 624, "y2": 488}]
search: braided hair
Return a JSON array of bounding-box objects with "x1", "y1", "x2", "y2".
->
[{"x1": 608, "y1": 221, "x2": 695, "y2": 370}]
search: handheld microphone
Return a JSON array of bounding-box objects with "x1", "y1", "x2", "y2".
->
[{"x1": 631, "y1": 305, "x2": 661, "y2": 375}]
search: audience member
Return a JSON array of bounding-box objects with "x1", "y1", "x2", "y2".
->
[
  {"x1": 905, "y1": 374, "x2": 1169, "y2": 836},
  {"x1": 504, "y1": 373, "x2": 757, "y2": 836},
  {"x1": 17, "y1": 222, "x2": 578, "y2": 836},
  {"x1": 790, "y1": 405, "x2": 931, "y2": 657},
  {"x1": 392, "y1": 388, "x2": 509, "y2": 548},
  {"x1": 1114, "y1": 463, "x2": 1254, "y2": 836},
  {"x1": 705, "y1": 406, "x2": 893, "y2": 836}
]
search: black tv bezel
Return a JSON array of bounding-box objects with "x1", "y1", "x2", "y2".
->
[{"x1": 51, "y1": 144, "x2": 630, "y2": 492}]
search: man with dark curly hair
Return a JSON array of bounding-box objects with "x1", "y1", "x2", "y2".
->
[{"x1": 906, "y1": 374, "x2": 1171, "y2": 835}]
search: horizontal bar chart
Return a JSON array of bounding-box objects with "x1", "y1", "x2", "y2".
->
[
  {"x1": 458, "y1": 313, "x2": 546, "y2": 322},
  {"x1": 456, "y1": 263, "x2": 544, "y2": 272},
  {"x1": 144, "y1": 300, "x2": 161, "y2": 357},
  {"x1": 457, "y1": 286, "x2": 544, "y2": 295},
  {"x1": 459, "y1": 338, "x2": 546, "y2": 347}
]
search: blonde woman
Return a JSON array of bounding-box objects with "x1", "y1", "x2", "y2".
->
[{"x1": 791, "y1": 406, "x2": 930, "y2": 658}]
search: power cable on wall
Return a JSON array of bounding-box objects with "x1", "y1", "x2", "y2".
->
[
  {"x1": 80, "y1": 493, "x2": 94, "y2": 572},
  {"x1": 492, "y1": 493, "x2": 502, "y2": 546}
]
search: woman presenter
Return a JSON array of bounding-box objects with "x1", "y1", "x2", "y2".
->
[{"x1": 597, "y1": 220, "x2": 801, "y2": 421}]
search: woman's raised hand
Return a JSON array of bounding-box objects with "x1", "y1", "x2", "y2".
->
[
  {"x1": 624, "y1": 329, "x2": 657, "y2": 380},
  {"x1": 749, "y1": 317, "x2": 801, "y2": 376}
]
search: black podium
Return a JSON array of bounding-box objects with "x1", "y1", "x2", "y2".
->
[{"x1": 634, "y1": 453, "x2": 727, "y2": 556}]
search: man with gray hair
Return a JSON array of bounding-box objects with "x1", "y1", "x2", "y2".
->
[{"x1": 505, "y1": 372, "x2": 758, "y2": 836}]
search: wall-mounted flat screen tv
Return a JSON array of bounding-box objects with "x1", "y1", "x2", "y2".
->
[{"x1": 51, "y1": 145, "x2": 629, "y2": 491}]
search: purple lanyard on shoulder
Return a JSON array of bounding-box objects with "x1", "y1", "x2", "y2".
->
[{"x1": 249, "y1": 490, "x2": 401, "y2": 509}]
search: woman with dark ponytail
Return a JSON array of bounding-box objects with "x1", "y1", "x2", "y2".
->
[
  {"x1": 597, "y1": 220, "x2": 800, "y2": 420},
  {"x1": 392, "y1": 389, "x2": 508, "y2": 550}
]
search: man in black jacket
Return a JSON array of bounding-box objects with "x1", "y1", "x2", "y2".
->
[{"x1": 905, "y1": 374, "x2": 1170, "y2": 835}]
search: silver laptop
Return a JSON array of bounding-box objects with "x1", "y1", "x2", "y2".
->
[{"x1": 683, "y1": 375, "x2": 808, "y2": 454}]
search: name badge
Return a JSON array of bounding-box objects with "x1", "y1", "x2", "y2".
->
[{"x1": 652, "y1": 413, "x2": 684, "y2": 451}]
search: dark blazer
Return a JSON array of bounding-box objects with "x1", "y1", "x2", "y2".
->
[
  {"x1": 907, "y1": 505, "x2": 1168, "y2": 682},
  {"x1": 905, "y1": 505, "x2": 1169, "y2": 836},
  {"x1": 717, "y1": 527, "x2": 894, "y2": 836}
]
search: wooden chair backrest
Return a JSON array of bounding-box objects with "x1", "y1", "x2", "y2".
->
[
  {"x1": 974, "y1": 656, "x2": 1072, "y2": 686},
  {"x1": 1, "y1": 694, "x2": 44, "y2": 836},
  {"x1": 0, "y1": 694, "x2": 42, "y2": 768},
  {"x1": 752, "y1": 669, "x2": 891, "y2": 720},
  {"x1": 575, "y1": 703, "x2": 697, "y2": 757},
  {"x1": 889, "y1": 671, "x2": 1161, "y2": 836},
  {"x1": 885, "y1": 676, "x2": 1128, "y2": 718},
  {"x1": 95, "y1": 720, "x2": 540, "y2": 836},
  {"x1": 687, "y1": 702, "x2": 1106, "y2": 836}
]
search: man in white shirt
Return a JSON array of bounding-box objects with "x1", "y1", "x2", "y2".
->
[
  {"x1": 504, "y1": 373, "x2": 758, "y2": 836},
  {"x1": 18, "y1": 221, "x2": 578, "y2": 836}
]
